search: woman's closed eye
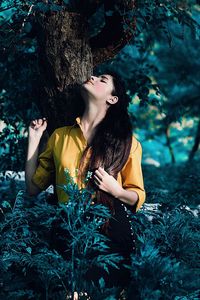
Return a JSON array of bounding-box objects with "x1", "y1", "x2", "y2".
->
[{"x1": 97, "y1": 75, "x2": 108, "y2": 84}]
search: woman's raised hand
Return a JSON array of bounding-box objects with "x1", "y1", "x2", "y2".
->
[
  {"x1": 28, "y1": 118, "x2": 47, "y2": 141},
  {"x1": 26, "y1": 118, "x2": 48, "y2": 196}
]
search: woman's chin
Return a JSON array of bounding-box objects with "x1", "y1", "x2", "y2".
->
[{"x1": 80, "y1": 83, "x2": 89, "y2": 91}]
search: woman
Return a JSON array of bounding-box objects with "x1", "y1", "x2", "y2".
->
[{"x1": 25, "y1": 71, "x2": 146, "y2": 297}]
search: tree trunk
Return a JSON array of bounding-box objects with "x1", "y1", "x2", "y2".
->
[
  {"x1": 188, "y1": 119, "x2": 200, "y2": 161},
  {"x1": 165, "y1": 125, "x2": 176, "y2": 164},
  {"x1": 35, "y1": 10, "x2": 93, "y2": 135}
]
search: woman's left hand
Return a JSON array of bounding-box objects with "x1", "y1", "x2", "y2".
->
[{"x1": 93, "y1": 167, "x2": 123, "y2": 198}]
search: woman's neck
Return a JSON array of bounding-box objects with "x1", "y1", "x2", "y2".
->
[{"x1": 80, "y1": 107, "x2": 107, "y2": 133}]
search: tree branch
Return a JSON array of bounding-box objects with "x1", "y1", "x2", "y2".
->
[
  {"x1": 72, "y1": 0, "x2": 104, "y2": 18},
  {"x1": 0, "y1": 5, "x2": 17, "y2": 13},
  {"x1": 90, "y1": 0, "x2": 136, "y2": 66}
]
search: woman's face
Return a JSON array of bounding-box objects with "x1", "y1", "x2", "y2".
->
[{"x1": 81, "y1": 74, "x2": 117, "y2": 105}]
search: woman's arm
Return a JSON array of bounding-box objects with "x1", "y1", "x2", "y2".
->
[
  {"x1": 115, "y1": 188, "x2": 139, "y2": 206},
  {"x1": 119, "y1": 140, "x2": 146, "y2": 211},
  {"x1": 93, "y1": 167, "x2": 139, "y2": 206},
  {"x1": 25, "y1": 118, "x2": 47, "y2": 196},
  {"x1": 93, "y1": 138, "x2": 146, "y2": 212}
]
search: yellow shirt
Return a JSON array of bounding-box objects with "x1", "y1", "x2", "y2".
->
[{"x1": 32, "y1": 117, "x2": 146, "y2": 212}]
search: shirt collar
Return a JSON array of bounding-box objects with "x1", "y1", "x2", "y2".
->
[{"x1": 72, "y1": 116, "x2": 81, "y2": 128}]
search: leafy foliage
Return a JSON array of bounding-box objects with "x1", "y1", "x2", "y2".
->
[
  {"x1": 0, "y1": 172, "x2": 127, "y2": 299},
  {"x1": 143, "y1": 158, "x2": 200, "y2": 208},
  {"x1": 119, "y1": 201, "x2": 200, "y2": 300},
  {"x1": 1, "y1": 169, "x2": 200, "y2": 299}
]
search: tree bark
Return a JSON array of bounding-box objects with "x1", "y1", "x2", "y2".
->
[
  {"x1": 35, "y1": 10, "x2": 93, "y2": 135},
  {"x1": 91, "y1": 0, "x2": 136, "y2": 66},
  {"x1": 165, "y1": 125, "x2": 176, "y2": 164},
  {"x1": 188, "y1": 119, "x2": 200, "y2": 161}
]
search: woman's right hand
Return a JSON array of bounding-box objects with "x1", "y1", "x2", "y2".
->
[{"x1": 28, "y1": 118, "x2": 47, "y2": 141}]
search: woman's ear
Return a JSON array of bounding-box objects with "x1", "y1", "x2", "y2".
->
[{"x1": 107, "y1": 96, "x2": 118, "y2": 105}]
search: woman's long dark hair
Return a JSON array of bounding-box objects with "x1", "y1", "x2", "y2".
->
[{"x1": 77, "y1": 70, "x2": 133, "y2": 235}]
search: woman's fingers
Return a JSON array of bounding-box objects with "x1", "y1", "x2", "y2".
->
[
  {"x1": 98, "y1": 166, "x2": 107, "y2": 175},
  {"x1": 30, "y1": 120, "x2": 36, "y2": 126},
  {"x1": 42, "y1": 120, "x2": 47, "y2": 129},
  {"x1": 28, "y1": 118, "x2": 48, "y2": 140},
  {"x1": 30, "y1": 118, "x2": 47, "y2": 128},
  {"x1": 94, "y1": 169, "x2": 103, "y2": 180},
  {"x1": 93, "y1": 174, "x2": 101, "y2": 184},
  {"x1": 37, "y1": 119, "x2": 42, "y2": 125},
  {"x1": 36, "y1": 118, "x2": 46, "y2": 125},
  {"x1": 73, "y1": 292, "x2": 78, "y2": 300}
]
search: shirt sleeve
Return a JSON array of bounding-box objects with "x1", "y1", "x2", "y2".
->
[
  {"x1": 120, "y1": 138, "x2": 146, "y2": 212},
  {"x1": 31, "y1": 130, "x2": 56, "y2": 191}
]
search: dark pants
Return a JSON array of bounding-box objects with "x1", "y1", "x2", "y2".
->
[{"x1": 85, "y1": 198, "x2": 136, "y2": 290}]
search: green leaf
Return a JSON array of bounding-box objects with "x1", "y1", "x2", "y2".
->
[
  {"x1": 26, "y1": 247, "x2": 32, "y2": 254},
  {"x1": 105, "y1": 10, "x2": 114, "y2": 17},
  {"x1": 99, "y1": 277, "x2": 105, "y2": 289},
  {"x1": 1, "y1": 200, "x2": 11, "y2": 209}
]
